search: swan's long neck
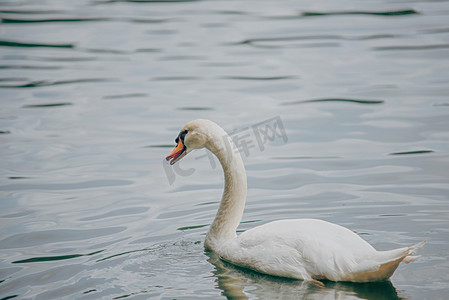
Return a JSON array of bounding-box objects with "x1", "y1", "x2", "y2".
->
[{"x1": 204, "y1": 128, "x2": 247, "y2": 251}]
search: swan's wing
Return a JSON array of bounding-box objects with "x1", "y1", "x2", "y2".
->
[
  {"x1": 219, "y1": 219, "x2": 424, "y2": 282},
  {"x1": 220, "y1": 221, "x2": 314, "y2": 280},
  {"x1": 339, "y1": 240, "x2": 426, "y2": 281},
  {"x1": 219, "y1": 219, "x2": 380, "y2": 281}
]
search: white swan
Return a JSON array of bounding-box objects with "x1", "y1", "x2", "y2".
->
[{"x1": 166, "y1": 119, "x2": 424, "y2": 285}]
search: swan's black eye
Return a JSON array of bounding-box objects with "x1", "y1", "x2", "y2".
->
[{"x1": 175, "y1": 130, "x2": 188, "y2": 144}]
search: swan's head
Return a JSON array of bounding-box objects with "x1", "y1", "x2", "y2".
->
[{"x1": 166, "y1": 119, "x2": 218, "y2": 165}]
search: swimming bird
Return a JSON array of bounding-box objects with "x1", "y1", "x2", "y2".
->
[{"x1": 165, "y1": 119, "x2": 425, "y2": 285}]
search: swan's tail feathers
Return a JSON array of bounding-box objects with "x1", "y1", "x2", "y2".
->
[
  {"x1": 403, "y1": 255, "x2": 420, "y2": 264},
  {"x1": 401, "y1": 240, "x2": 426, "y2": 264},
  {"x1": 378, "y1": 240, "x2": 426, "y2": 263},
  {"x1": 344, "y1": 241, "x2": 426, "y2": 282},
  {"x1": 409, "y1": 240, "x2": 426, "y2": 252}
]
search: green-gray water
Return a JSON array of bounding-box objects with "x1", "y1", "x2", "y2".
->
[{"x1": 1, "y1": 0, "x2": 448, "y2": 299}]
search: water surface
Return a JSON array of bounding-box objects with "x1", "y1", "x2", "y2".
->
[{"x1": 1, "y1": 0, "x2": 449, "y2": 299}]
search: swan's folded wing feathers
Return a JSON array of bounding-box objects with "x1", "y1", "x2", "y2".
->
[
  {"x1": 218, "y1": 219, "x2": 424, "y2": 282},
  {"x1": 298, "y1": 230, "x2": 365, "y2": 281},
  {"x1": 221, "y1": 219, "x2": 374, "y2": 281},
  {"x1": 220, "y1": 224, "x2": 312, "y2": 280}
]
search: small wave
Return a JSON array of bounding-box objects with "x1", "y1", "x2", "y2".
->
[
  {"x1": 300, "y1": 9, "x2": 419, "y2": 17},
  {"x1": 389, "y1": 150, "x2": 434, "y2": 156},
  {"x1": 146, "y1": 29, "x2": 177, "y2": 35},
  {"x1": 281, "y1": 98, "x2": 385, "y2": 105},
  {"x1": 130, "y1": 18, "x2": 168, "y2": 23},
  {"x1": 232, "y1": 35, "x2": 370, "y2": 49},
  {"x1": 103, "y1": 93, "x2": 148, "y2": 99},
  {"x1": 353, "y1": 34, "x2": 398, "y2": 40},
  {"x1": 374, "y1": 44, "x2": 449, "y2": 51},
  {"x1": 0, "y1": 78, "x2": 113, "y2": 88},
  {"x1": 85, "y1": 48, "x2": 128, "y2": 54},
  {"x1": 0, "y1": 40, "x2": 73, "y2": 48},
  {"x1": 0, "y1": 65, "x2": 61, "y2": 70},
  {"x1": 1, "y1": 17, "x2": 108, "y2": 23},
  {"x1": 433, "y1": 102, "x2": 449, "y2": 107},
  {"x1": 0, "y1": 9, "x2": 63, "y2": 14},
  {"x1": 250, "y1": 42, "x2": 340, "y2": 49},
  {"x1": 96, "y1": 249, "x2": 144, "y2": 263},
  {"x1": 23, "y1": 103, "x2": 72, "y2": 108},
  {"x1": 422, "y1": 27, "x2": 449, "y2": 35},
  {"x1": 221, "y1": 75, "x2": 297, "y2": 81},
  {"x1": 177, "y1": 224, "x2": 208, "y2": 231},
  {"x1": 4, "y1": 55, "x2": 97, "y2": 62},
  {"x1": 12, "y1": 250, "x2": 104, "y2": 264},
  {"x1": 151, "y1": 76, "x2": 200, "y2": 81},
  {"x1": 233, "y1": 34, "x2": 397, "y2": 48},
  {"x1": 234, "y1": 35, "x2": 341, "y2": 45},
  {"x1": 214, "y1": 10, "x2": 250, "y2": 15},
  {"x1": 135, "y1": 48, "x2": 161, "y2": 53},
  {"x1": 158, "y1": 55, "x2": 206, "y2": 61}
]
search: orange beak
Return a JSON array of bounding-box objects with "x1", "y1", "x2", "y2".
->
[{"x1": 166, "y1": 138, "x2": 187, "y2": 165}]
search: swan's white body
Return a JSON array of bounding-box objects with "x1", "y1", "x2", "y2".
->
[{"x1": 166, "y1": 119, "x2": 424, "y2": 283}]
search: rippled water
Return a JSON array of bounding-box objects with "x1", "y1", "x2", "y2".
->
[{"x1": 1, "y1": 0, "x2": 449, "y2": 299}]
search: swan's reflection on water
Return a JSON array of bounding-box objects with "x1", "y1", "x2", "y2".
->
[{"x1": 205, "y1": 251, "x2": 404, "y2": 300}]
